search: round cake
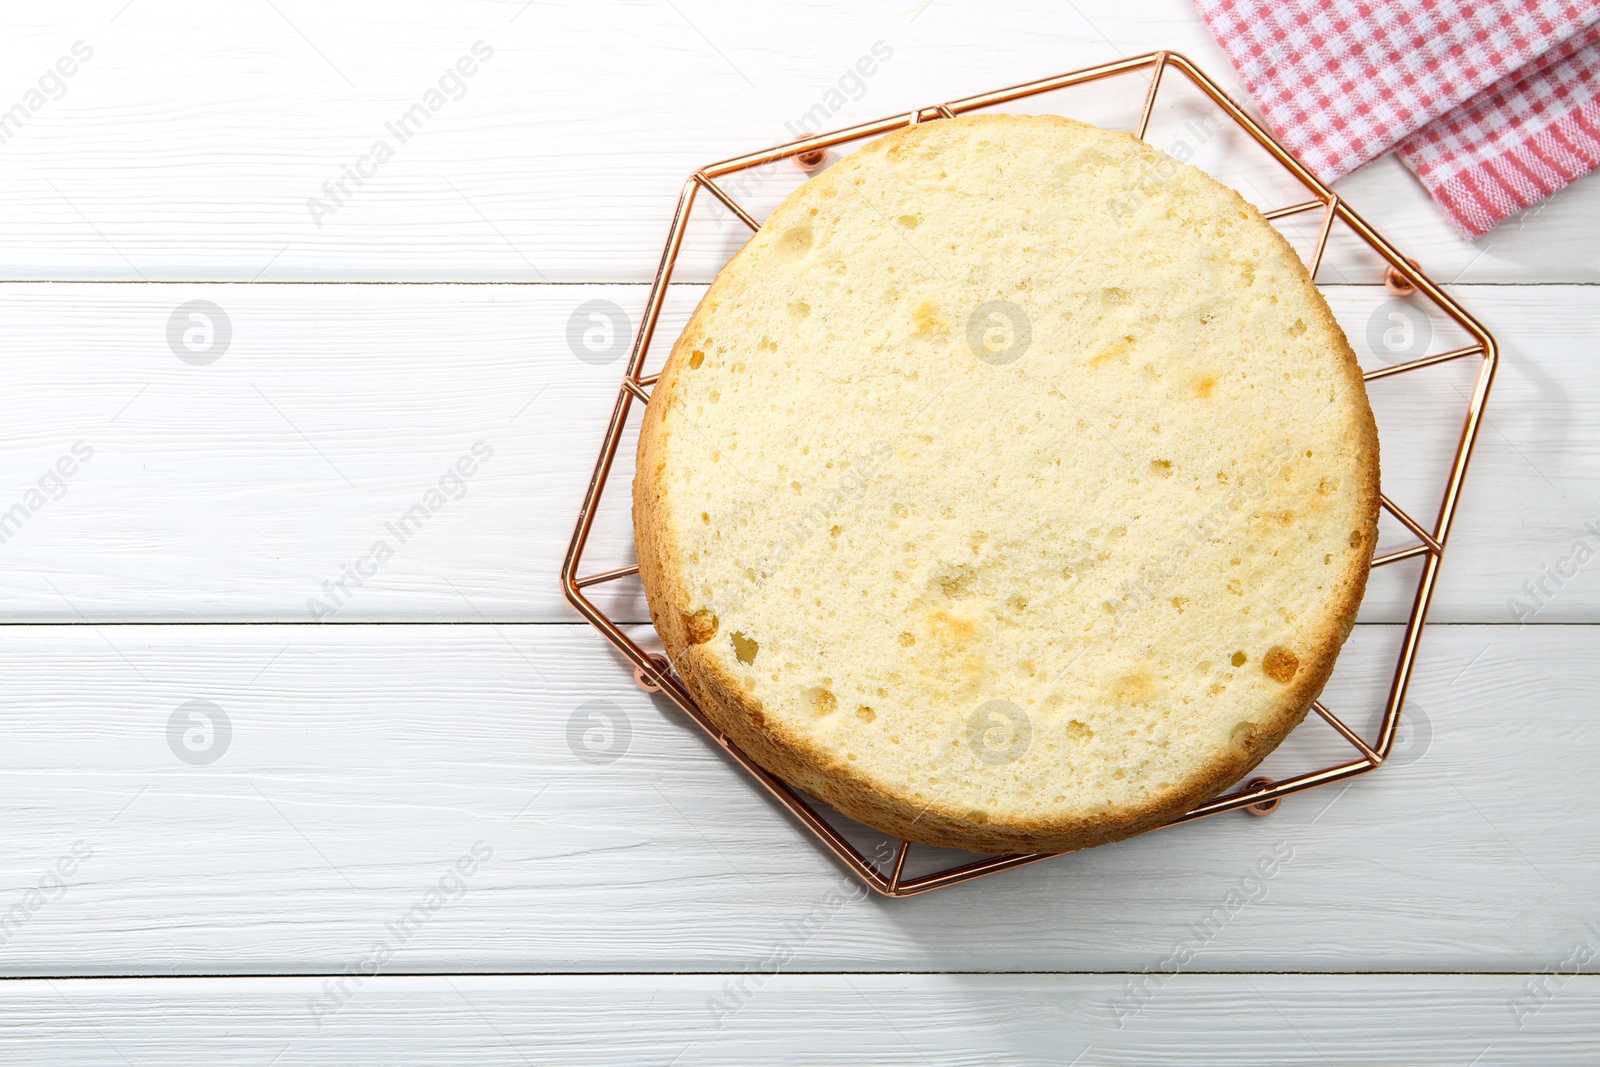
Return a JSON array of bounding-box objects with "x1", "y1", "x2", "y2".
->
[{"x1": 633, "y1": 113, "x2": 1379, "y2": 855}]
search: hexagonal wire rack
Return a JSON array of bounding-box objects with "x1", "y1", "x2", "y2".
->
[{"x1": 561, "y1": 50, "x2": 1498, "y2": 897}]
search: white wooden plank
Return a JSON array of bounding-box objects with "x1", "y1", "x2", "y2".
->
[
  {"x1": 0, "y1": 2, "x2": 1593, "y2": 283},
  {"x1": 7, "y1": 974, "x2": 1600, "y2": 1065},
  {"x1": 1, "y1": 3, "x2": 1592, "y2": 1058},
  {"x1": 0, "y1": 282, "x2": 1590, "y2": 623},
  {"x1": 0, "y1": 622, "x2": 1593, "y2": 975}
]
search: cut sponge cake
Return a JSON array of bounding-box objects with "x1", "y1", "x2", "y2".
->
[{"x1": 633, "y1": 113, "x2": 1379, "y2": 855}]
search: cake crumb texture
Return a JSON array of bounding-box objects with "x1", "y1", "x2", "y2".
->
[{"x1": 634, "y1": 114, "x2": 1379, "y2": 854}]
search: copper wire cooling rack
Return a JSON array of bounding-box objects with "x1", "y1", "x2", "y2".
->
[{"x1": 561, "y1": 51, "x2": 1498, "y2": 897}]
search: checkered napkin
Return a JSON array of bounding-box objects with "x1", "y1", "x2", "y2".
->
[{"x1": 1194, "y1": 0, "x2": 1600, "y2": 237}]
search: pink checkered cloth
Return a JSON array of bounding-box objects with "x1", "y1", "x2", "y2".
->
[{"x1": 1194, "y1": 0, "x2": 1600, "y2": 238}]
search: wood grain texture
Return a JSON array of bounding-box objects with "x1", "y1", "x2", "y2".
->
[
  {"x1": 3, "y1": 3, "x2": 1597, "y2": 1060},
  {"x1": 0, "y1": 283, "x2": 1591, "y2": 624},
  {"x1": 0, "y1": 622, "x2": 1593, "y2": 975},
  {"x1": 0, "y1": 2, "x2": 1593, "y2": 283},
  {"x1": 7, "y1": 974, "x2": 1600, "y2": 1065}
]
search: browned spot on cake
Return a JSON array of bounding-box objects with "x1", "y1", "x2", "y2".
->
[
  {"x1": 1194, "y1": 374, "x2": 1216, "y2": 398},
  {"x1": 688, "y1": 349, "x2": 705, "y2": 369},
  {"x1": 929, "y1": 610, "x2": 976, "y2": 646},
  {"x1": 730, "y1": 630, "x2": 759, "y2": 665},
  {"x1": 914, "y1": 607, "x2": 987, "y2": 700},
  {"x1": 1090, "y1": 336, "x2": 1134, "y2": 368},
  {"x1": 1231, "y1": 721, "x2": 1260, "y2": 751},
  {"x1": 934, "y1": 565, "x2": 975, "y2": 599},
  {"x1": 1262, "y1": 646, "x2": 1299, "y2": 683},
  {"x1": 1111, "y1": 670, "x2": 1154, "y2": 703},
  {"x1": 1231, "y1": 651, "x2": 1248, "y2": 667},
  {"x1": 912, "y1": 300, "x2": 946, "y2": 335},
  {"x1": 682, "y1": 608, "x2": 718, "y2": 644}
]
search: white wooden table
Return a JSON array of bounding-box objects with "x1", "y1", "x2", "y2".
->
[{"x1": 2, "y1": 2, "x2": 1597, "y2": 1063}]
